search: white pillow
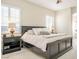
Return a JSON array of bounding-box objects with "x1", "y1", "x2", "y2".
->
[
  {"x1": 32, "y1": 28, "x2": 41, "y2": 35},
  {"x1": 27, "y1": 30, "x2": 34, "y2": 35},
  {"x1": 32, "y1": 28, "x2": 50, "y2": 35}
]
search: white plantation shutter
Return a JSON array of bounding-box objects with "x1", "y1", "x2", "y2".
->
[
  {"x1": 46, "y1": 15, "x2": 54, "y2": 28},
  {"x1": 10, "y1": 8, "x2": 21, "y2": 33},
  {"x1": 1, "y1": 6, "x2": 9, "y2": 26},
  {"x1": 1, "y1": 6, "x2": 21, "y2": 33}
]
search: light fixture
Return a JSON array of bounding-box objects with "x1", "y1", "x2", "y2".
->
[{"x1": 56, "y1": 0, "x2": 62, "y2": 4}]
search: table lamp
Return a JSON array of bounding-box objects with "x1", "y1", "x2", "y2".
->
[{"x1": 8, "y1": 22, "x2": 16, "y2": 37}]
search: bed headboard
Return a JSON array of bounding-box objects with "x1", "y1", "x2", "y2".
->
[{"x1": 21, "y1": 26, "x2": 46, "y2": 35}]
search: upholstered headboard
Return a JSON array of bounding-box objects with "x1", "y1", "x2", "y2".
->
[{"x1": 21, "y1": 26, "x2": 46, "y2": 35}]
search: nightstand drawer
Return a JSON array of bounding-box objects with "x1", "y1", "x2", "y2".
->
[{"x1": 4, "y1": 40, "x2": 20, "y2": 46}]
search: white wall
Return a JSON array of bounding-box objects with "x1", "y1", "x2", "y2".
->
[
  {"x1": 56, "y1": 8, "x2": 72, "y2": 34},
  {"x1": 2, "y1": 0, "x2": 75, "y2": 34},
  {"x1": 2, "y1": 0, "x2": 55, "y2": 26}
]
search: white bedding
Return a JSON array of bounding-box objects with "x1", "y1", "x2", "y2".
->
[
  {"x1": 21, "y1": 32, "x2": 72, "y2": 52},
  {"x1": 41, "y1": 33, "x2": 67, "y2": 38}
]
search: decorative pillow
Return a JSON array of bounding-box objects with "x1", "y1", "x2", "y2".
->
[
  {"x1": 27, "y1": 30, "x2": 34, "y2": 35},
  {"x1": 32, "y1": 28, "x2": 50, "y2": 35},
  {"x1": 39, "y1": 31, "x2": 50, "y2": 35},
  {"x1": 32, "y1": 28, "x2": 42, "y2": 35}
]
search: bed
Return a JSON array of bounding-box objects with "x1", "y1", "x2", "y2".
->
[{"x1": 21, "y1": 26, "x2": 72, "y2": 59}]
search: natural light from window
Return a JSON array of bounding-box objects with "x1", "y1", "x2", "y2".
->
[
  {"x1": 1, "y1": 6, "x2": 21, "y2": 33},
  {"x1": 45, "y1": 15, "x2": 54, "y2": 31}
]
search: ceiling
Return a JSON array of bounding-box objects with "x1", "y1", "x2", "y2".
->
[{"x1": 25, "y1": 0, "x2": 77, "y2": 11}]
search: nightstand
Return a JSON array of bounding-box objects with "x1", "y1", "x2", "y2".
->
[{"x1": 2, "y1": 36, "x2": 21, "y2": 54}]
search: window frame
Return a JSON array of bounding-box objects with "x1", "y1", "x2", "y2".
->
[
  {"x1": 45, "y1": 15, "x2": 55, "y2": 28},
  {"x1": 1, "y1": 5, "x2": 21, "y2": 33}
]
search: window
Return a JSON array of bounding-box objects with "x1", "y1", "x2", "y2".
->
[
  {"x1": 45, "y1": 15, "x2": 54, "y2": 31},
  {"x1": 1, "y1": 6, "x2": 21, "y2": 33}
]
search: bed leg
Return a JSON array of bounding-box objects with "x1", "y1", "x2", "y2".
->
[{"x1": 22, "y1": 42, "x2": 25, "y2": 48}]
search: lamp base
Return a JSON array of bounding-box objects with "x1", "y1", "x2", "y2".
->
[{"x1": 10, "y1": 31, "x2": 15, "y2": 37}]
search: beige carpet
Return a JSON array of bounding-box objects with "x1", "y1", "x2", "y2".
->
[
  {"x1": 2, "y1": 48, "x2": 76, "y2": 59},
  {"x1": 2, "y1": 38, "x2": 77, "y2": 59}
]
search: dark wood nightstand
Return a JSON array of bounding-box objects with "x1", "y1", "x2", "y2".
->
[{"x1": 2, "y1": 36, "x2": 21, "y2": 54}]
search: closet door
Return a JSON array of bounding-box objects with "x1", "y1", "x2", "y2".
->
[
  {"x1": 72, "y1": 13, "x2": 77, "y2": 39},
  {"x1": 72, "y1": 13, "x2": 77, "y2": 59}
]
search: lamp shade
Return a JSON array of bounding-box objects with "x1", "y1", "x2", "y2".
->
[
  {"x1": 8, "y1": 22, "x2": 16, "y2": 36},
  {"x1": 8, "y1": 23, "x2": 16, "y2": 28}
]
